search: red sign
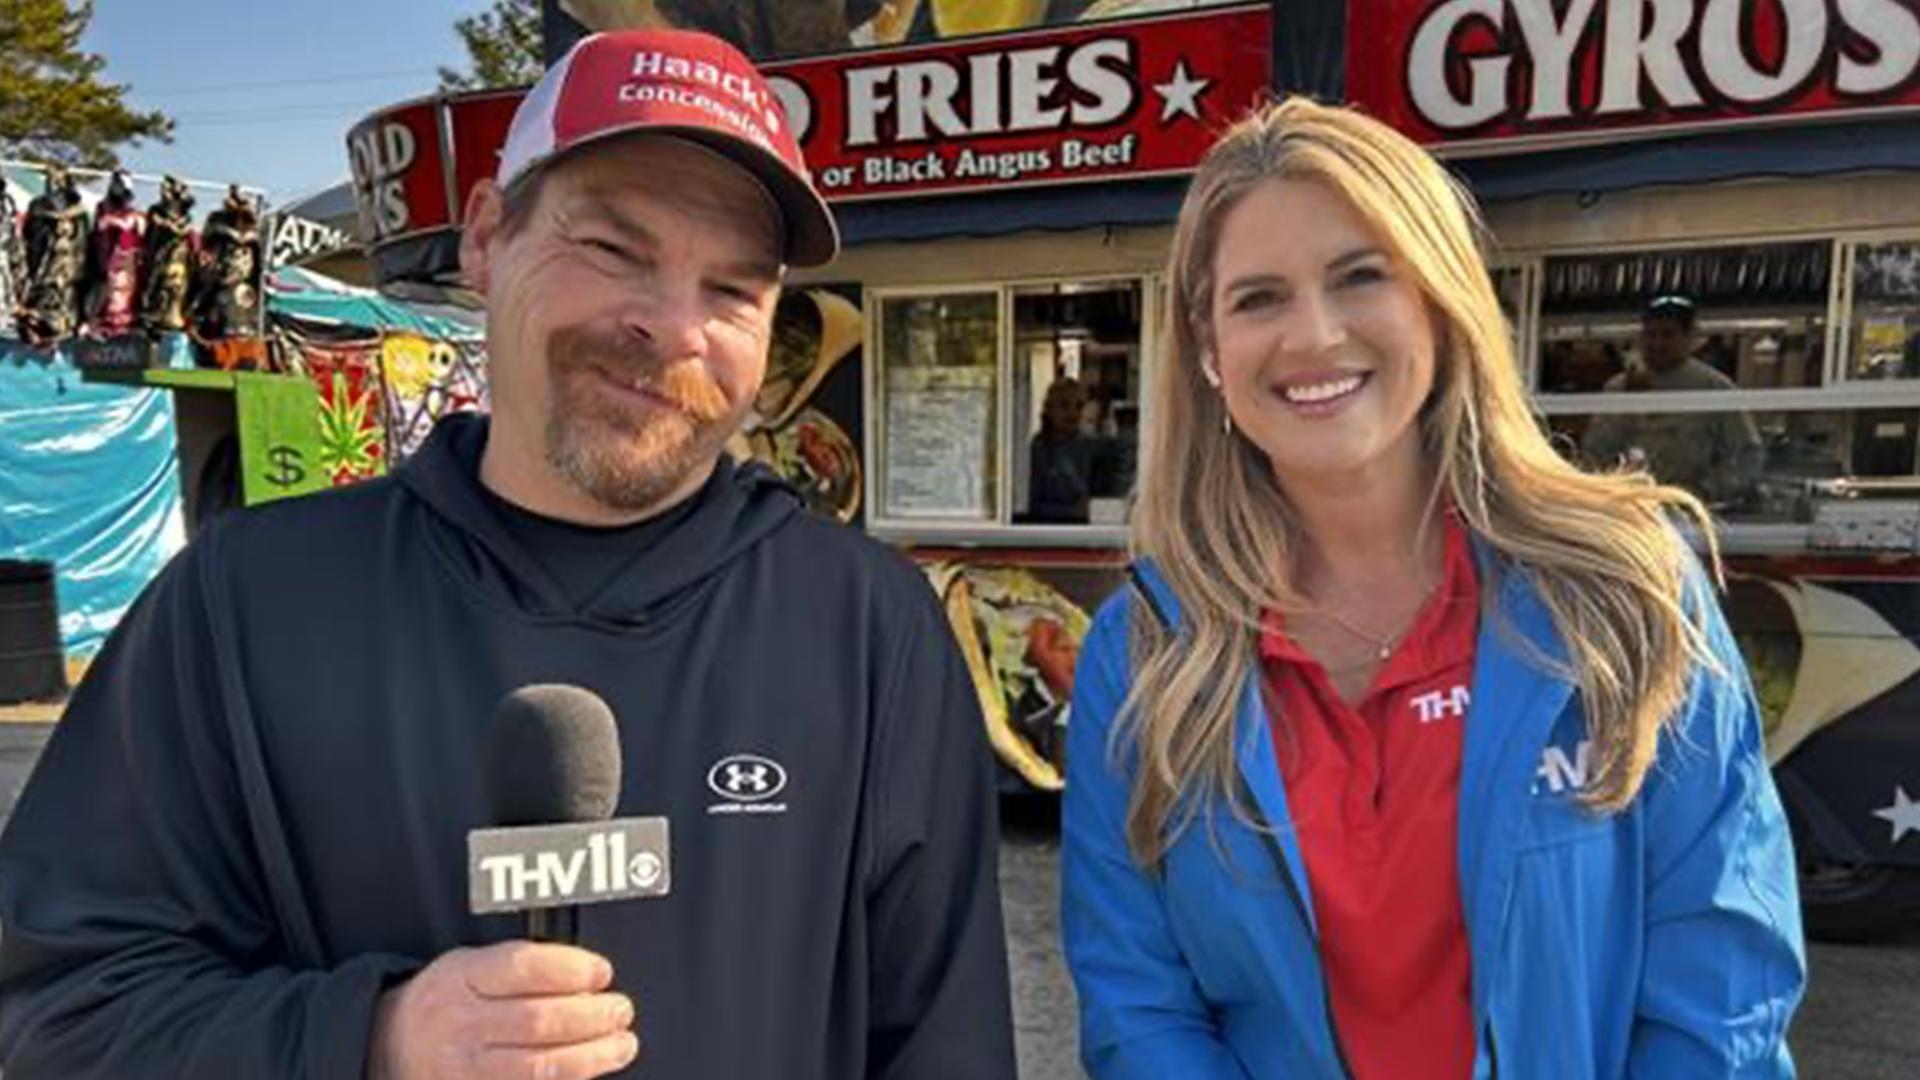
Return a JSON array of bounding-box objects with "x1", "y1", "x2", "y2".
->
[
  {"x1": 347, "y1": 100, "x2": 448, "y2": 244},
  {"x1": 1348, "y1": 0, "x2": 1920, "y2": 155},
  {"x1": 343, "y1": 7, "x2": 1268, "y2": 281},
  {"x1": 762, "y1": 4, "x2": 1272, "y2": 201},
  {"x1": 447, "y1": 93, "x2": 524, "y2": 222},
  {"x1": 346, "y1": 90, "x2": 522, "y2": 258}
]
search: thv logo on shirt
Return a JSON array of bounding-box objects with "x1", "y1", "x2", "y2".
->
[
  {"x1": 1533, "y1": 740, "x2": 1594, "y2": 796},
  {"x1": 1410, "y1": 685, "x2": 1470, "y2": 724}
]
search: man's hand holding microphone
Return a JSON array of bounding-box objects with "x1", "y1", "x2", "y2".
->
[
  {"x1": 370, "y1": 685, "x2": 665, "y2": 1079},
  {"x1": 370, "y1": 940, "x2": 637, "y2": 1079}
]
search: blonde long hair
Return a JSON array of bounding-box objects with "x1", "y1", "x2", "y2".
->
[{"x1": 1122, "y1": 97, "x2": 1719, "y2": 867}]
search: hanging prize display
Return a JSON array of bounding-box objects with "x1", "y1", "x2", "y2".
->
[
  {"x1": 18, "y1": 165, "x2": 89, "y2": 346},
  {"x1": 139, "y1": 176, "x2": 198, "y2": 337},
  {"x1": 0, "y1": 182, "x2": 23, "y2": 339},
  {"x1": 83, "y1": 170, "x2": 147, "y2": 338},
  {"x1": 192, "y1": 184, "x2": 266, "y2": 369}
]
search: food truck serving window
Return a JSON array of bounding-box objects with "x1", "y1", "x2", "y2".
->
[
  {"x1": 871, "y1": 278, "x2": 1147, "y2": 540},
  {"x1": 1524, "y1": 235, "x2": 1920, "y2": 550},
  {"x1": 1538, "y1": 241, "x2": 1832, "y2": 394},
  {"x1": 1547, "y1": 406, "x2": 1917, "y2": 529}
]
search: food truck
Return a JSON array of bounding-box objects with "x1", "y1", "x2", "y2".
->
[{"x1": 329, "y1": 0, "x2": 1920, "y2": 937}]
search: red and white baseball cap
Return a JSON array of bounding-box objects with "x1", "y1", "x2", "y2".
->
[{"x1": 498, "y1": 29, "x2": 838, "y2": 268}]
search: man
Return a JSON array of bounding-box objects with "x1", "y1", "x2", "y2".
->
[
  {"x1": 0, "y1": 29, "x2": 1016, "y2": 1080},
  {"x1": 1582, "y1": 294, "x2": 1763, "y2": 505}
]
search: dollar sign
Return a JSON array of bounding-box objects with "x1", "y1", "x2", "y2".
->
[{"x1": 266, "y1": 446, "x2": 306, "y2": 489}]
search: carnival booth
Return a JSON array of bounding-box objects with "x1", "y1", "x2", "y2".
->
[
  {"x1": 0, "y1": 160, "x2": 487, "y2": 695},
  {"x1": 108, "y1": 266, "x2": 488, "y2": 533},
  {"x1": 0, "y1": 164, "x2": 258, "y2": 693}
]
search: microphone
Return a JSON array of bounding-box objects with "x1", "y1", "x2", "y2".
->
[{"x1": 468, "y1": 685, "x2": 671, "y2": 943}]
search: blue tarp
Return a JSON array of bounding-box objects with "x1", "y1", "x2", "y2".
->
[{"x1": 0, "y1": 340, "x2": 187, "y2": 658}]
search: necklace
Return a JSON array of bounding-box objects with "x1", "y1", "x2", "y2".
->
[{"x1": 1312, "y1": 578, "x2": 1439, "y2": 661}]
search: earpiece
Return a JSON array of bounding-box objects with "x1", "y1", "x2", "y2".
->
[{"x1": 1200, "y1": 353, "x2": 1221, "y2": 389}]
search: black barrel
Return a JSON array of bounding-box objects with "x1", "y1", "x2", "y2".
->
[{"x1": 0, "y1": 560, "x2": 68, "y2": 704}]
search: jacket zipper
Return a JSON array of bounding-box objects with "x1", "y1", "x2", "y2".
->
[{"x1": 1255, "y1": 825, "x2": 1357, "y2": 1080}]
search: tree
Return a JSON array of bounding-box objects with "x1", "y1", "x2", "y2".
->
[
  {"x1": 0, "y1": 0, "x2": 172, "y2": 168},
  {"x1": 439, "y1": 0, "x2": 544, "y2": 91}
]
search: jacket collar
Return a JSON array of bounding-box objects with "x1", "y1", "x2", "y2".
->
[
  {"x1": 1127, "y1": 543, "x2": 1577, "y2": 978},
  {"x1": 1127, "y1": 562, "x2": 1320, "y2": 933},
  {"x1": 395, "y1": 414, "x2": 800, "y2": 626}
]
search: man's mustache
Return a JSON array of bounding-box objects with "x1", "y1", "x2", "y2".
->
[{"x1": 551, "y1": 326, "x2": 731, "y2": 422}]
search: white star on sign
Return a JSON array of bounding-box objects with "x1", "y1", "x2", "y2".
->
[
  {"x1": 1155, "y1": 61, "x2": 1211, "y2": 124},
  {"x1": 1873, "y1": 786, "x2": 1920, "y2": 844}
]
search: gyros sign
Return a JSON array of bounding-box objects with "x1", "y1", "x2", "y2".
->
[{"x1": 1348, "y1": 0, "x2": 1920, "y2": 153}]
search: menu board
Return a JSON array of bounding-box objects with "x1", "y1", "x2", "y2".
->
[{"x1": 885, "y1": 365, "x2": 994, "y2": 518}]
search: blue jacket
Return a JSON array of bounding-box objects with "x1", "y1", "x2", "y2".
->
[{"x1": 1063, "y1": 557, "x2": 1805, "y2": 1079}]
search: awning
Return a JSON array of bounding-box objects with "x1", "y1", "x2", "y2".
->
[
  {"x1": 268, "y1": 266, "x2": 483, "y2": 340},
  {"x1": 1455, "y1": 117, "x2": 1920, "y2": 204},
  {"x1": 833, "y1": 116, "x2": 1920, "y2": 246},
  {"x1": 833, "y1": 176, "x2": 1191, "y2": 247}
]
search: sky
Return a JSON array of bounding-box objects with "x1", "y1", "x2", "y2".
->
[{"x1": 78, "y1": 0, "x2": 491, "y2": 204}]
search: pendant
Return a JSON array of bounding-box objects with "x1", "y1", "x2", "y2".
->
[{"x1": 1378, "y1": 642, "x2": 1392, "y2": 660}]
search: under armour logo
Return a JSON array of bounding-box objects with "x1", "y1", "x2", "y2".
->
[
  {"x1": 725, "y1": 763, "x2": 772, "y2": 794},
  {"x1": 707, "y1": 754, "x2": 789, "y2": 805}
]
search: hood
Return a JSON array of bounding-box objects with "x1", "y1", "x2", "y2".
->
[{"x1": 396, "y1": 413, "x2": 801, "y2": 626}]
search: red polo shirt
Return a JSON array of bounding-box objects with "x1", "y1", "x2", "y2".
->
[{"x1": 1259, "y1": 518, "x2": 1480, "y2": 1080}]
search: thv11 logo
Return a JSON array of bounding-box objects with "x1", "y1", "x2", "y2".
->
[{"x1": 467, "y1": 817, "x2": 670, "y2": 914}]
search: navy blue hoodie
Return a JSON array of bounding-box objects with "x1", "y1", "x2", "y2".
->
[{"x1": 0, "y1": 414, "x2": 1016, "y2": 1078}]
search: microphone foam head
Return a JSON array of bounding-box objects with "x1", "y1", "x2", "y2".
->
[{"x1": 486, "y1": 684, "x2": 622, "y2": 826}]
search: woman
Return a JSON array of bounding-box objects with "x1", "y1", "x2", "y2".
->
[{"x1": 1061, "y1": 98, "x2": 1804, "y2": 1079}]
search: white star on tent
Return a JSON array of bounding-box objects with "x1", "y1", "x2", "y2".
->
[
  {"x1": 1872, "y1": 785, "x2": 1920, "y2": 844},
  {"x1": 1155, "y1": 61, "x2": 1211, "y2": 125}
]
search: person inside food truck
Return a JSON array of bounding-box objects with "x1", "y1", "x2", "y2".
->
[
  {"x1": 1581, "y1": 293, "x2": 1763, "y2": 506},
  {"x1": 1028, "y1": 375, "x2": 1123, "y2": 523}
]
